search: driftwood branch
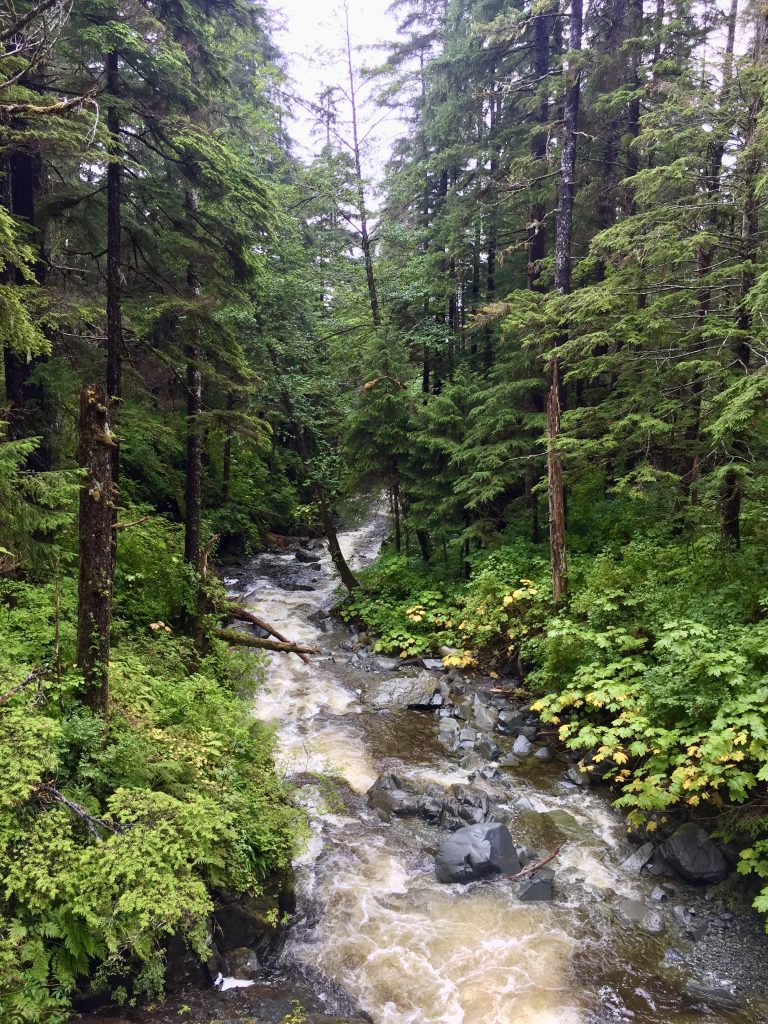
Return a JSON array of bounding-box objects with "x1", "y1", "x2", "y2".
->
[
  {"x1": 227, "y1": 604, "x2": 311, "y2": 665},
  {"x1": 213, "y1": 627, "x2": 319, "y2": 657},
  {"x1": 506, "y1": 845, "x2": 562, "y2": 880},
  {"x1": 0, "y1": 664, "x2": 49, "y2": 706},
  {"x1": 34, "y1": 783, "x2": 124, "y2": 840}
]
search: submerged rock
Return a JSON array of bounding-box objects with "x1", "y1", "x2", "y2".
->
[
  {"x1": 615, "y1": 898, "x2": 666, "y2": 935},
  {"x1": 435, "y1": 822, "x2": 521, "y2": 883},
  {"x1": 661, "y1": 824, "x2": 728, "y2": 884},
  {"x1": 295, "y1": 547, "x2": 321, "y2": 563},
  {"x1": 683, "y1": 979, "x2": 744, "y2": 1010},
  {"x1": 519, "y1": 867, "x2": 555, "y2": 902}
]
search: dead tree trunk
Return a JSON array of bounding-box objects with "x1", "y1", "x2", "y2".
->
[
  {"x1": 344, "y1": 3, "x2": 380, "y2": 327},
  {"x1": 547, "y1": 0, "x2": 583, "y2": 606},
  {"x1": 76, "y1": 385, "x2": 115, "y2": 713},
  {"x1": 105, "y1": 49, "x2": 122, "y2": 578}
]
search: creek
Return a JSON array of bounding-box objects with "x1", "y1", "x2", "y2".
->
[{"x1": 221, "y1": 508, "x2": 768, "y2": 1024}]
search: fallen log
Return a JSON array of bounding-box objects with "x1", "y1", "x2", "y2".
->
[
  {"x1": 227, "y1": 604, "x2": 312, "y2": 665},
  {"x1": 213, "y1": 627, "x2": 319, "y2": 657},
  {"x1": 0, "y1": 664, "x2": 50, "y2": 707},
  {"x1": 34, "y1": 783, "x2": 124, "y2": 840},
  {"x1": 505, "y1": 845, "x2": 562, "y2": 880}
]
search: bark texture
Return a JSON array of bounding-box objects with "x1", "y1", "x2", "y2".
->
[{"x1": 76, "y1": 385, "x2": 115, "y2": 712}]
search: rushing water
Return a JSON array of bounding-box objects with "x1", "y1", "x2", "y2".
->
[{"x1": 226, "y1": 509, "x2": 768, "y2": 1024}]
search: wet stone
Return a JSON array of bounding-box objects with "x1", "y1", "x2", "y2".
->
[
  {"x1": 620, "y1": 841, "x2": 655, "y2": 873},
  {"x1": 615, "y1": 898, "x2": 666, "y2": 935},
  {"x1": 563, "y1": 765, "x2": 589, "y2": 787},
  {"x1": 472, "y1": 704, "x2": 499, "y2": 732},
  {"x1": 435, "y1": 822, "x2": 521, "y2": 883},
  {"x1": 496, "y1": 709, "x2": 528, "y2": 735},
  {"x1": 476, "y1": 735, "x2": 503, "y2": 761},
  {"x1": 684, "y1": 979, "x2": 744, "y2": 1011},
  {"x1": 519, "y1": 867, "x2": 555, "y2": 903},
  {"x1": 295, "y1": 547, "x2": 322, "y2": 563},
  {"x1": 512, "y1": 735, "x2": 534, "y2": 757},
  {"x1": 661, "y1": 823, "x2": 729, "y2": 885},
  {"x1": 533, "y1": 746, "x2": 552, "y2": 762}
]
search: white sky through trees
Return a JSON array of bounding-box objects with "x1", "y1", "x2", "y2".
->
[{"x1": 273, "y1": 0, "x2": 402, "y2": 177}]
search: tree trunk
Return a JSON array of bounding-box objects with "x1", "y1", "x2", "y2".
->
[
  {"x1": 527, "y1": 5, "x2": 553, "y2": 290},
  {"x1": 719, "y1": 4, "x2": 765, "y2": 541},
  {"x1": 2, "y1": 147, "x2": 40, "y2": 442},
  {"x1": 547, "y1": 0, "x2": 583, "y2": 606},
  {"x1": 391, "y1": 473, "x2": 401, "y2": 553},
  {"x1": 720, "y1": 469, "x2": 741, "y2": 548},
  {"x1": 683, "y1": 0, "x2": 737, "y2": 502},
  {"x1": 76, "y1": 385, "x2": 115, "y2": 713},
  {"x1": 344, "y1": 3, "x2": 380, "y2": 327}
]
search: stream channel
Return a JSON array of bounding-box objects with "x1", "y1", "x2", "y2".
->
[{"x1": 92, "y1": 507, "x2": 768, "y2": 1024}]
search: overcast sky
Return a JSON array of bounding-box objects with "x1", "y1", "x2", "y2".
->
[{"x1": 271, "y1": 0, "x2": 404, "y2": 177}]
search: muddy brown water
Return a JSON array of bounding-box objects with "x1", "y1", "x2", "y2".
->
[{"x1": 85, "y1": 510, "x2": 768, "y2": 1024}]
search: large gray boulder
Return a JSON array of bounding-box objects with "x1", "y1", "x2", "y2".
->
[
  {"x1": 661, "y1": 824, "x2": 728, "y2": 884},
  {"x1": 364, "y1": 670, "x2": 445, "y2": 709},
  {"x1": 435, "y1": 822, "x2": 520, "y2": 883}
]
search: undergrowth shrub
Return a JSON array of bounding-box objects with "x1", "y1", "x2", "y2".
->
[
  {"x1": 347, "y1": 536, "x2": 768, "y2": 927},
  {"x1": 0, "y1": 514, "x2": 302, "y2": 1023}
]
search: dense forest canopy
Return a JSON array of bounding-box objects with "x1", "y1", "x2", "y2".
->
[{"x1": 1, "y1": 0, "x2": 768, "y2": 1017}]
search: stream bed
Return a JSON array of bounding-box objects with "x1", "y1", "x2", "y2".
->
[{"x1": 88, "y1": 510, "x2": 768, "y2": 1024}]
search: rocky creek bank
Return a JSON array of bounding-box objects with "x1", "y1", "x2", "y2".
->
[{"x1": 337, "y1": 630, "x2": 768, "y2": 1018}]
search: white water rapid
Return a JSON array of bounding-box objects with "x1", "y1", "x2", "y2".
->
[{"x1": 225, "y1": 509, "x2": 764, "y2": 1024}]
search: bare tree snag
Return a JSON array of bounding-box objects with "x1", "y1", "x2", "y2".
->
[
  {"x1": 547, "y1": 0, "x2": 583, "y2": 607},
  {"x1": 76, "y1": 385, "x2": 115, "y2": 713}
]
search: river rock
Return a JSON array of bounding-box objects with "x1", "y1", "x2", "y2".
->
[
  {"x1": 519, "y1": 867, "x2": 555, "y2": 902},
  {"x1": 372, "y1": 655, "x2": 401, "y2": 671},
  {"x1": 512, "y1": 735, "x2": 534, "y2": 757},
  {"x1": 563, "y1": 765, "x2": 589, "y2": 787},
  {"x1": 473, "y1": 703, "x2": 499, "y2": 732},
  {"x1": 683, "y1": 979, "x2": 744, "y2": 1011},
  {"x1": 615, "y1": 898, "x2": 666, "y2": 935},
  {"x1": 620, "y1": 841, "x2": 655, "y2": 873},
  {"x1": 533, "y1": 746, "x2": 552, "y2": 762},
  {"x1": 435, "y1": 822, "x2": 521, "y2": 883},
  {"x1": 476, "y1": 735, "x2": 503, "y2": 761},
  {"x1": 449, "y1": 784, "x2": 489, "y2": 821},
  {"x1": 661, "y1": 824, "x2": 728, "y2": 884},
  {"x1": 364, "y1": 670, "x2": 446, "y2": 709},
  {"x1": 437, "y1": 717, "x2": 460, "y2": 741},
  {"x1": 212, "y1": 869, "x2": 295, "y2": 956},
  {"x1": 295, "y1": 546, "x2": 321, "y2": 563},
  {"x1": 496, "y1": 709, "x2": 528, "y2": 735},
  {"x1": 422, "y1": 658, "x2": 444, "y2": 671},
  {"x1": 224, "y1": 947, "x2": 261, "y2": 979}
]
